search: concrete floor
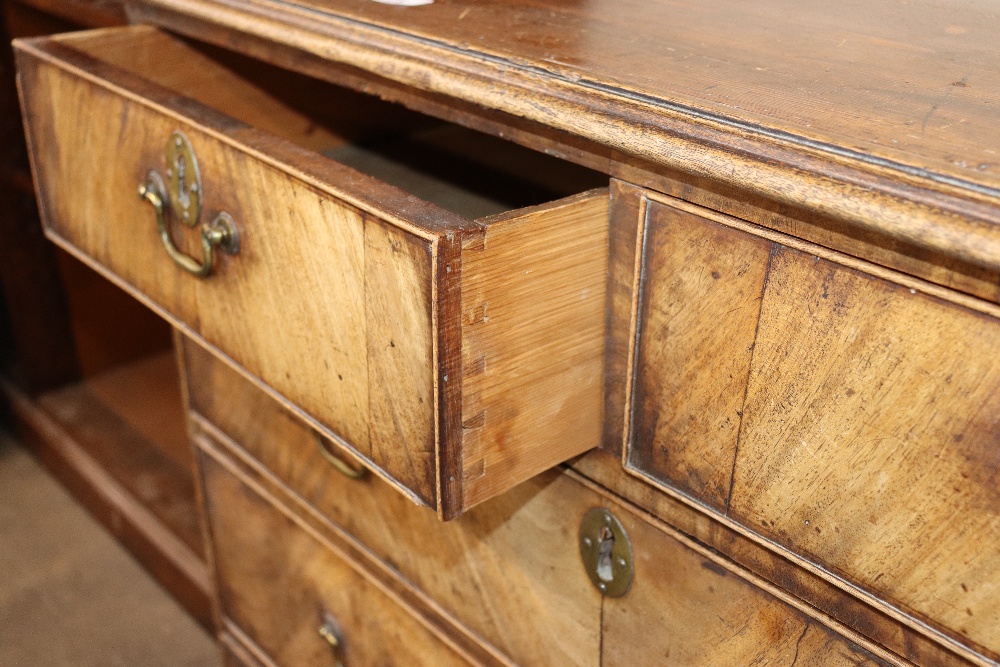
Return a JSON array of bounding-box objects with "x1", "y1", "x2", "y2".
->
[{"x1": 0, "y1": 432, "x2": 218, "y2": 667}]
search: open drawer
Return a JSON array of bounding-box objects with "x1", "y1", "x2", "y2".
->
[{"x1": 15, "y1": 25, "x2": 610, "y2": 519}]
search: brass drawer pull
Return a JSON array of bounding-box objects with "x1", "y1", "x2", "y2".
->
[
  {"x1": 313, "y1": 431, "x2": 367, "y2": 479},
  {"x1": 318, "y1": 613, "x2": 345, "y2": 666},
  {"x1": 137, "y1": 132, "x2": 239, "y2": 277}
]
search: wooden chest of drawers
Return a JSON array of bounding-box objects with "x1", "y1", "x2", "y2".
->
[
  {"x1": 16, "y1": 25, "x2": 611, "y2": 518},
  {"x1": 187, "y1": 338, "x2": 895, "y2": 666},
  {"x1": 3, "y1": 0, "x2": 999, "y2": 665}
]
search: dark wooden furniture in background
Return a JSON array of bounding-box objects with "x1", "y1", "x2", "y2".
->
[
  {"x1": 3, "y1": 0, "x2": 999, "y2": 665},
  {"x1": 0, "y1": 0, "x2": 211, "y2": 629}
]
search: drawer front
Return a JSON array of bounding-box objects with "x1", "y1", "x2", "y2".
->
[
  {"x1": 16, "y1": 27, "x2": 610, "y2": 517},
  {"x1": 199, "y1": 450, "x2": 472, "y2": 667},
  {"x1": 185, "y1": 336, "x2": 603, "y2": 667},
  {"x1": 191, "y1": 360, "x2": 886, "y2": 666},
  {"x1": 187, "y1": 337, "x2": 895, "y2": 666},
  {"x1": 623, "y1": 188, "x2": 1000, "y2": 657},
  {"x1": 220, "y1": 636, "x2": 265, "y2": 667},
  {"x1": 603, "y1": 509, "x2": 891, "y2": 667},
  {"x1": 17, "y1": 30, "x2": 440, "y2": 505}
]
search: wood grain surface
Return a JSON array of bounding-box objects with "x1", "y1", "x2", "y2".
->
[
  {"x1": 9, "y1": 6, "x2": 1000, "y2": 666},
  {"x1": 623, "y1": 189, "x2": 1000, "y2": 662},
  {"x1": 236, "y1": 0, "x2": 1000, "y2": 194},
  {"x1": 17, "y1": 37, "x2": 443, "y2": 502},
  {"x1": 730, "y1": 244, "x2": 1000, "y2": 657},
  {"x1": 199, "y1": 452, "x2": 473, "y2": 667},
  {"x1": 459, "y1": 190, "x2": 608, "y2": 509},
  {"x1": 627, "y1": 196, "x2": 770, "y2": 510},
  {"x1": 571, "y1": 449, "x2": 977, "y2": 667},
  {"x1": 16, "y1": 27, "x2": 609, "y2": 516},
  {"x1": 187, "y1": 341, "x2": 905, "y2": 666},
  {"x1": 183, "y1": 338, "x2": 602, "y2": 667},
  {"x1": 62, "y1": 26, "x2": 432, "y2": 154},
  {"x1": 136, "y1": 0, "x2": 1000, "y2": 275},
  {"x1": 603, "y1": 509, "x2": 892, "y2": 667}
]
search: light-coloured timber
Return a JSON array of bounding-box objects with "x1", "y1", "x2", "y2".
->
[
  {"x1": 15, "y1": 25, "x2": 610, "y2": 518},
  {"x1": 183, "y1": 338, "x2": 602, "y2": 667},
  {"x1": 188, "y1": 345, "x2": 903, "y2": 666},
  {"x1": 460, "y1": 192, "x2": 608, "y2": 509},
  {"x1": 622, "y1": 189, "x2": 1000, "y2": 662},
  {"x1": 9, "y1": 2, "x2": 1000, "y2": 666},
  {"x1": 198, "y1": 451, "x2": 475, "y2": 667}
]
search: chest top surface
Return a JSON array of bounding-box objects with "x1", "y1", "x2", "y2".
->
[
  {"x1": 138, "y1": 0, "x2": 1000, "y2": 272},
  {"x1": 259, "y1": 0, "x2": 999, "y2": 192}
]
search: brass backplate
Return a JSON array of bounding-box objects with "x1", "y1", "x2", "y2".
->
[
  {"x1": 579, "y1": 507, "x2": 634, "y2": 597},
  {"x1": 165, "y1": 130, "x2": 201, "y2": 227}
]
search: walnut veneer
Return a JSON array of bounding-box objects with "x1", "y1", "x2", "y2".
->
[{"x1": 3, "y1": 0, "x2": 999, "y2": 665}]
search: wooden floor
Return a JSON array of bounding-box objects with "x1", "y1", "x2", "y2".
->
[{"x1": 0, "y1": 431, "x2": 217, "y2": 667}]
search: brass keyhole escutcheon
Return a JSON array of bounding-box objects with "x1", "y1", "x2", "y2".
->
[
  {"x1": 165, "y1": 131, "x2": 201, "y2": 227},
  {"x1": 137, "y1": 131, "x2": 240, "y2": 277},
  {"x1": 579, "y1": 508, "x2": 634, "y2": 597}
]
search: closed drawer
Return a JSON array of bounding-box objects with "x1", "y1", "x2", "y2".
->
[
  {"x1": 220, "y1": 635, "x2": 265, "y2": 667},
  {"x1": 186, "y1": 337, "x2": 897, "y2": 666},
  {"x1": 198, "y1": 450, "x2": 473, "y2": 667},
  {"x1": 184, "y1": 335, "x2": 604, "y2": 667},
  {"x1": 193, "y1": 368, "x2": 897, "y2": 666},
  {"x1": 220, "y1": 645, "x2": 244, "y2": 667},
  {"x1": 601, "y1": 504, "x2": 892, "y2": 667},
  {"x1": 15, "y1": 26, "x2": 610, "y2": 519},
  {"x1": 621, "y1": 188, "x2": 1000, "y2": 659}
]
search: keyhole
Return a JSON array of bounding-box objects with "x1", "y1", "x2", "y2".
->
[
  {"x1": 175, "y1": 153, "x2": 189, "y2": 209},
  {"x1": 596, "y1": 526, "x2": 614, "y2": 582}
]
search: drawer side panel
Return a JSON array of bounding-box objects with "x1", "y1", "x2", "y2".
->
[{"x1": 459, "y1": 190, "x2": 609, "y2": 511}]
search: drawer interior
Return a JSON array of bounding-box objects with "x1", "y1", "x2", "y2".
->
[{"x1": 60, "y1": 28, "x2": 607, "y2": 220}]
